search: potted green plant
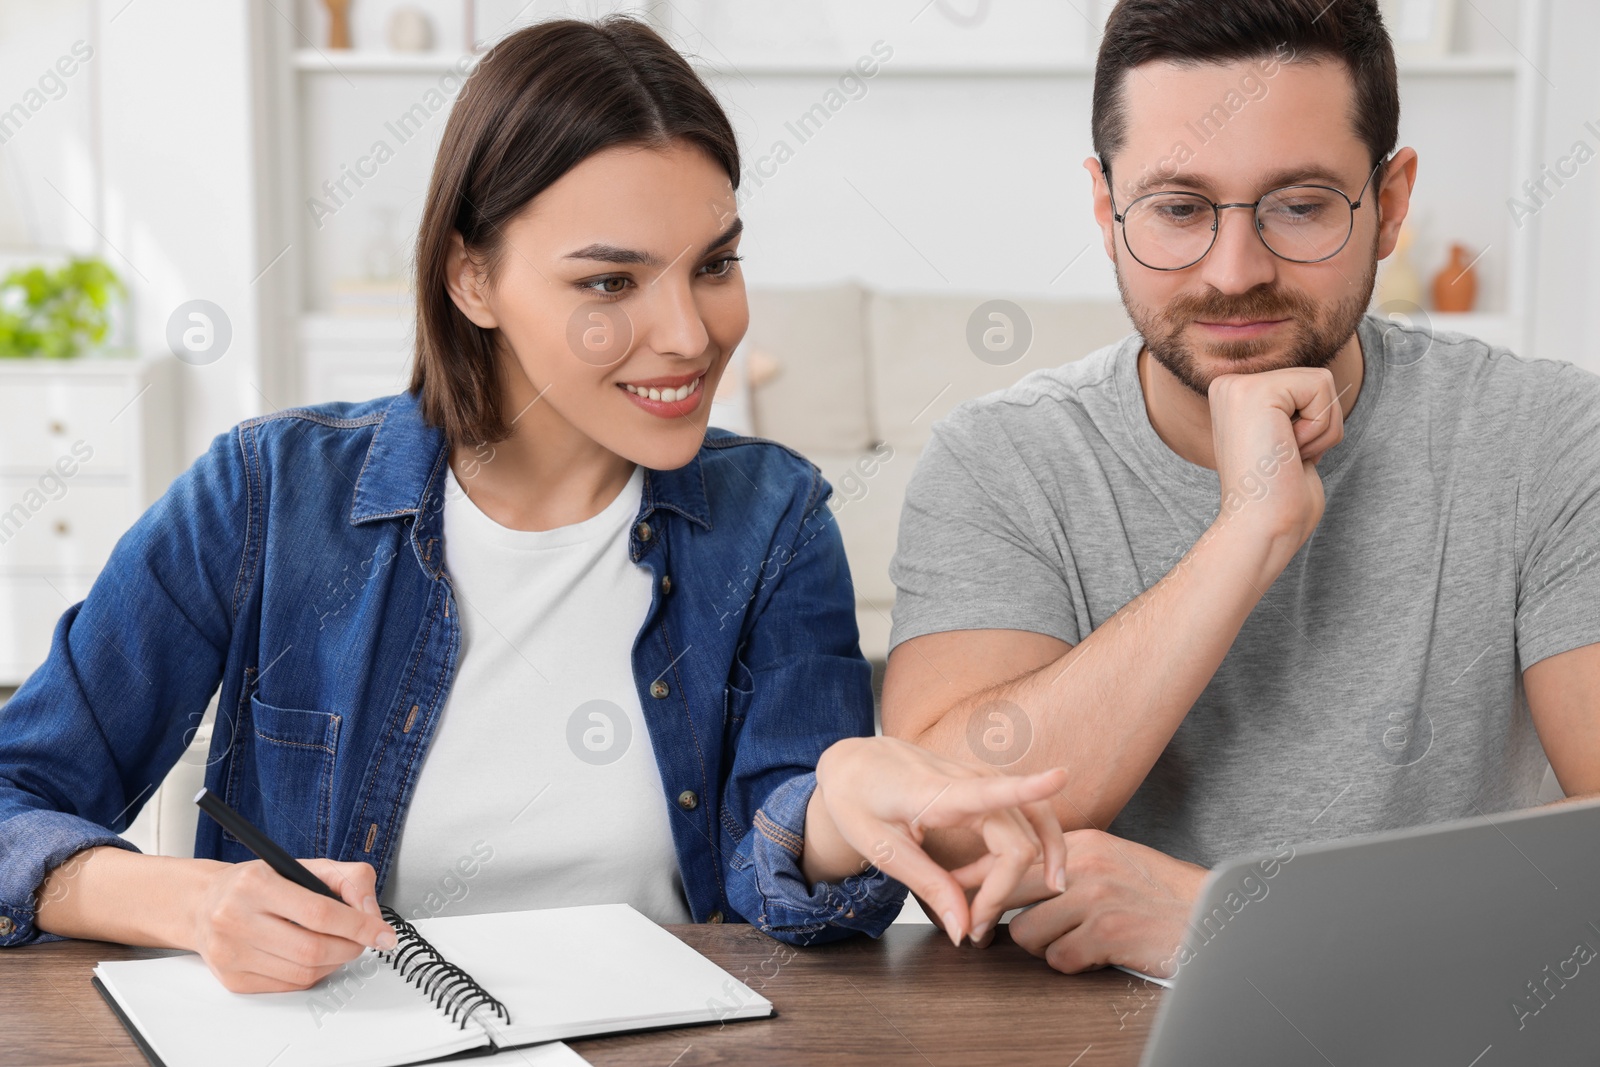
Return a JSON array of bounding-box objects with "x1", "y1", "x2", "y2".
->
[{"x1": 0, "y1": 256, "x2": 125, "y2": 360}]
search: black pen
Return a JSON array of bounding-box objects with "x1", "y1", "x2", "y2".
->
[{"x1": 194, "y1": 787, "x2": 344, "y2": 902}]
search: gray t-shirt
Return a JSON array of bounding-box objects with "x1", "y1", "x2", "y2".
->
[{"x1": 889, "y1": 313, "x2": 1600, "y2": 866}]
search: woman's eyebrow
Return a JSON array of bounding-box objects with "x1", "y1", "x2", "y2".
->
[
  {"x1": 565, "y1": 243, "x2": 659, "y2": 266},
  {"x1": 702, "y1": 217, "x2": 743, "y2": 254},
  {"x1": 564, "y1": 217, "x2": 743, "y2": 266}
]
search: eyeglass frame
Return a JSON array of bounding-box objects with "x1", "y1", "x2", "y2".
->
[{"x1": 1100, "y1": 157, "x2": 1387, "y2": 271}]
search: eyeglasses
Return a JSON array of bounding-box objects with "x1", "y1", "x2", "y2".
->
[{"x1": 1103, "y1": 159, "x2": 1385, "y2": 271}]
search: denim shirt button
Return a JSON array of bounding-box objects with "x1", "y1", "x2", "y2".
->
[
  {"x1": 677, "y1": 789, "x2": 699, "y2": 810},
  {"x1": 660, "y1": 574, "x2": 672, "y2": 595},
  {"x1": 0, "y1": 916, "x2": 13, "y2": 936},
  {"x1": 650, "y1": 680, "x2": 670, "y2": 699},
  {"x1": 707, "y1": 909, "x2": 724, "y2": 923},
  {"x1": 635, "y1": 522, "x2": 652, "y2": 543}
]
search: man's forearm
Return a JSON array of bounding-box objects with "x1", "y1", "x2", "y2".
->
[{"x1": 915, "y1": 515, "x2": 1299, "y2": 834}]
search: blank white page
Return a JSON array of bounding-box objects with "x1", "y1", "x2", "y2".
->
[
  {"x1": 94, "y1": 950, "x2": 491, "y2": 1067},
  {"x1": 409, "y1": 903, "x2": 773, "y2": 1047}
]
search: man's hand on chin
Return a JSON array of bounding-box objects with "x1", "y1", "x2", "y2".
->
[{"x1": 997, "y1": 829, "x2": 1207, "y2": 978}]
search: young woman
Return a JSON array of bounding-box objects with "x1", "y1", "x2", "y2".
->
[{"x1": 0, "y1": 18, "x2": 1068, "y2": 992}]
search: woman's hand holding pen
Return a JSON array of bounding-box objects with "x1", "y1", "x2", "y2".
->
[
  {"x1": 36, "y1": 845, "x2": 396, "y2": 992},
  {"x1": 191, "y1": 857, "x2": 397, "y2": 993},
  {"x1": 802, "y1": 736, "x2": 1069, "y2": 948}
]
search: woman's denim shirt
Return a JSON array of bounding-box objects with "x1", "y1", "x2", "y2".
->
[{"x1": 0, "y1": 391, "x2": 905, "y2": 947}]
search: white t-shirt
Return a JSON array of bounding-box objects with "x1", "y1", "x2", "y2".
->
[{"x1": 382, "y1": 464, "x2": 691, "y2": 925}]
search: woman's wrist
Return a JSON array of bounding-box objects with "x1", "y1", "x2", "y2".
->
[
  {"x1": 799, "y1": 754, "x2": 871, "y2": 887},
  {"x1": 160, "y1": 855, "x2": 231, "y2": 950},
  {"x1": 35, "y1": 846, "x2": 227, "y2": 949}
]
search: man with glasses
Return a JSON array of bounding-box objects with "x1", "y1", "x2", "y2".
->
[{"x1": 883, "y1": 0, "x2": 1600, "y2": 977}]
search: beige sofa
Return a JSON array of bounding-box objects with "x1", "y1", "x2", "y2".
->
[{"x1": 743, "y1": 285, "x2": 1135, "y2": 661}]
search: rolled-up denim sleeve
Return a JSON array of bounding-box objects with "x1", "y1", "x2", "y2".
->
[
  {"x1": 0, "y1": 428, "x2": 247, "y2": 946},
  {"x1": 0, "y1": 807, "x2": 142, "y2": 946},
  {"x1": 719, "y1": 467, "x2": 906, "y2": 945},
  {"x1": 728, "y1": 771, "x2": 905, "y2": 943}
]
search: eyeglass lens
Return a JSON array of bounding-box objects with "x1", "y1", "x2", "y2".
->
[{"x1": 1121, "y1": 186, "x2": 1355, "y2": 269}]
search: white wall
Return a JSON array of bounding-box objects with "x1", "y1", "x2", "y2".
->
[
  {"x1": 98, "y1": 0, "x2": 269, "y2": 456},
  {"x1": 1528, "y1": 0, "x2": 1600, "y2": 370},
  {"x1": 0, "y1": 3, "x2": 97, "y2": 253},
  {"x1": 715, "y1": 70, "x2": 1109, "y2": 300}
]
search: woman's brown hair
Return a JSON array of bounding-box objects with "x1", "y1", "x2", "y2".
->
[{"x1": 410, "y1": 17, "x2": 741, "y2": 447}]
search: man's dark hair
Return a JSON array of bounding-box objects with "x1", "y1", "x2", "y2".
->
[
  {"x1": 410, "y1": 16, "x2": 740, "y2": 448},
  {"x1": 1092, "y1": 0, "x2": 1399, "y2": 183}
]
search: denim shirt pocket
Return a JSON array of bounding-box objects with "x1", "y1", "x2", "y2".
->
[
  {"x1": 726, "y1": 648, "x2": 755, "y2": 726},
  {"x1": 226, "y1": 694, "x2": 342, "y2": 859},
  {"x1": 722, "y1": 650, "x2": 754, "y2": 757}
]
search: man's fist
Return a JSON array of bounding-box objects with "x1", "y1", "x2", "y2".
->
[{"x1": 1207, "y1": 366, "x2": 1345, "y2": 552}]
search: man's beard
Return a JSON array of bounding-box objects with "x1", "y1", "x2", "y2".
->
[{"x1": 1114, "y1": 231, "x2": 1380, "y2": 398}]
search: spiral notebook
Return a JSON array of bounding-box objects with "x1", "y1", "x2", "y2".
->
[{"x1": 92, "y1": 903, "x2": 773, "y2": 1067}]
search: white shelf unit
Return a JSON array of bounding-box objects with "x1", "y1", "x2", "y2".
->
[
  {"x1": 0, "y1": 357, "x2": 178, "y2": 686},
  {"x1": 267, "y1": 1, "x2": 1553, "y2": 402},
  {"x1": 293, "y1": 50, "x2": 1527, "y2": 78},
  {"x1": 291, "y1": 49, "x2": 481, "y2": 73}
]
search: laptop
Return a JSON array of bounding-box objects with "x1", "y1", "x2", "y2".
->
[{"x1": 1139, "y1": 797, "x2": 1600, "y2": 1066}]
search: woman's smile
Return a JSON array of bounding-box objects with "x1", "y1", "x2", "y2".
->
[{"x1": 618, "y1": 371, "x2": 705, "y2": 418}]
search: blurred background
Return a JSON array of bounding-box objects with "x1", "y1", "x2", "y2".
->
[{"x1": 0, "y1": 1, "x2": 1593, "y2": 850}]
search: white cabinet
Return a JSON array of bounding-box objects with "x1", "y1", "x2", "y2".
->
[{"x1": 0, "y1": 359, "x2": 177, "y2": 686}]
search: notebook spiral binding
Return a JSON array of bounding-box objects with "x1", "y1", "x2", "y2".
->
[{"x1": 377, "y1": 905, "x2": 512, "y2": 1030}]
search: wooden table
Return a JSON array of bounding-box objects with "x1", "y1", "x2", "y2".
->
[{"x1": 6, "y1": 924, "x2": 1164, "y2": 1066}]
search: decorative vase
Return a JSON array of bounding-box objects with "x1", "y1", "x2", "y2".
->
[
  {"x1": 388, "y1": 8, "x2": 433, "y2": 53},
  {"x1": 1377, "y1": 224, "x2": 1424, "y2": 310},
  {"x1": 1432, "y1": 243, "x2": 1479, "y2": 313},
  {"x1": 363, "y1": 206, "x2": 405, "y2": 282},
  {"x1": 322, "y1": 0, "x2": 352, "y2": 50}
]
